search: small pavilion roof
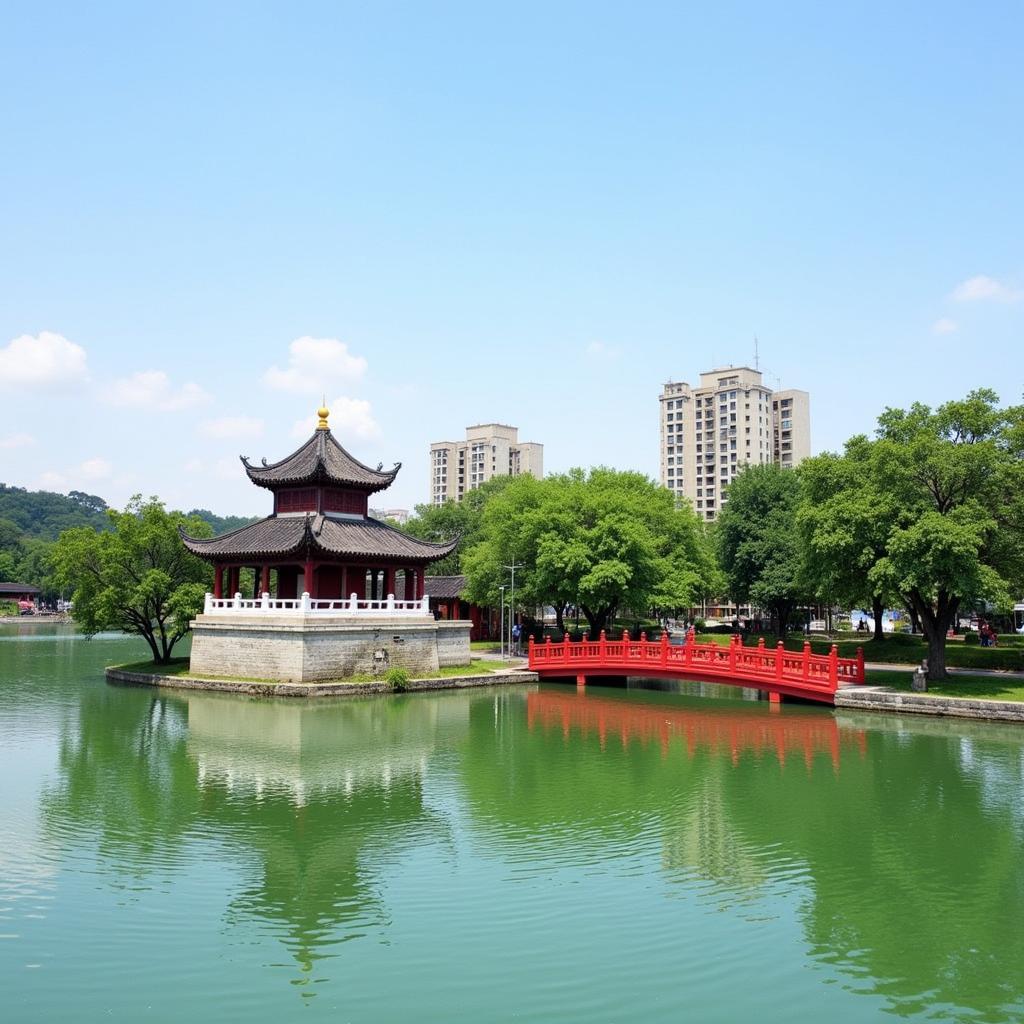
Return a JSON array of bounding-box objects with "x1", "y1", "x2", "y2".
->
[
  {"x1": 0, "y1": 582, "x2": 40, "y2": 595},
  {"x1": 242, "y1": 429, "x2": 400, "y2": 494},
  {"x1": 180, "y1": 514, "x2": 457, "y2": 565},
  {"x1": 424, "y1": 576, "x2": 467, "y2": 600}
]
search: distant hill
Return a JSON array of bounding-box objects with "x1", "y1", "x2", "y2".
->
[
  {"x1": 187, "y1": 509, "x2": 260, "y2": 536},
  {"x1": 0, "y1": 485, "x2": 258, "y2": 598},
  {"x1": 0, "y1": 484, "x2": 110, "y2": 540}
]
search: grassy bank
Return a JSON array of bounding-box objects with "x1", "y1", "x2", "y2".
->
[
  {"x1": 108, "y1": 659, "x2": 498, "y2": 685},
  {"x1": 866, "y1": 668, "x2": 1024, "y2": 703},
  {"x1": 693, "y1": 633, "x2": 1024, "y2": 671}
]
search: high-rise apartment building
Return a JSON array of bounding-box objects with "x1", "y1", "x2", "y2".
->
[
  {"x1": 430, "y1": 424, "x2": 543, "y2": 504},
  {"x1": 659, "y1": 366, "x2": 810, "y2": 520}
]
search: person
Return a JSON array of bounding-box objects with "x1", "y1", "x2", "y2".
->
[{"x1": 511, "y1": 621, "x2": 521, "y2": 656}]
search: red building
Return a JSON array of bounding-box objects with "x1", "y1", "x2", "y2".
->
[
  {"x1": 181, "y1": 405, "x2": 457, "y2": 604},
  {"x1": 425, "y1": 575, "x2": 497, "y2": 641}
]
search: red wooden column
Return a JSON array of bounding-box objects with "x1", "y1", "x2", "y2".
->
[
  {"x1": 228, "y1": 566, "x2": 240, "y2": 596},
  {"x1": 384, "y1": 567, "x2": 395, "y2": 597},
  {"x1": 213, "y1": 564, "x2": 223, "y2": 599},
  {"x1": 416, "y1": 569, "x2": 425, "y2": 601},
  {"x1": 260, "y1": 565, "x2": 270, "y2": 595},
  {"x1": 304, "y1": 558, "x2": 314, "y2": 597}
]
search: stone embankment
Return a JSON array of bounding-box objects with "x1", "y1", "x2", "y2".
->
[
  {"x1": 106, "y1": 665, "x2": 537, "y2": 697},
  {"x1": 837, "y1": 686, "x2": 1024, "y2": 723}
]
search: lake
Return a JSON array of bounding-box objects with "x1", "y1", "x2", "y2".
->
[{"x1": 2, "y1": 624, "x2": 1023, "y2": 1022}]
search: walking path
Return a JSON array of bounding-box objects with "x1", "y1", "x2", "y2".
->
[{"x1": 864, "y1": 661, "x2": 1024, "y2": 681}]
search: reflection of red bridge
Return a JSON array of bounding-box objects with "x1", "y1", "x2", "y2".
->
[
  {"x1": 528, "y1": 630, "x2": 865, "y2": 705},
  {"x1": 527, "y1": 688, "x2": 867, "y2": 768}
]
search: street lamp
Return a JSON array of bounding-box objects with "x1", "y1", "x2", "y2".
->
[
  {"x1": 503, "y1": 560, "x2": 523, "y2": 657},
  {"x1": 499, "y1": 585, "x2": 506, "y2": 660}
]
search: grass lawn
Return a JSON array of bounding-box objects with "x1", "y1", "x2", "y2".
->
[
  {"x1": 109, "y1": 658, "x2": 499, "y2": 685},
  {"x1": 866, "y1": 668, "x2": 1024, "y2": 703},
  {"x1": 694, "y1": 633, "x2": 1024, "y2": 671}
]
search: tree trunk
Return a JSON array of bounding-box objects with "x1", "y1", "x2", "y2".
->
[
  {"x1": 872, "y1": 594, "x2": 885, "y2": 643},
  {"x1": 910, "y1": 589, "x2": 959, "y2": 681},
  {"x1": 773, "y1": 601, "x2": 792, "y2": 639},
  {"x1": 581, "y1": 605, "x2": 609, "y2": 636},
  {"x1": 555, "y1": 604, "x2": 565, "y2": 634}
]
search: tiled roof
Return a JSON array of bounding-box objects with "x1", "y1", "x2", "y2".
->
[
  {"x1": 180, "y1": 514, "x2": 457, "y2": 564},
  {"x1": 242, "y1": 430, "x2": 400, "y2": 493},
  {"x1": 424, "y1": 575, "x2": 466, "y2": 600},
  {"x1": 0, "y1": 582, "x2": 40, "y2": 595}
]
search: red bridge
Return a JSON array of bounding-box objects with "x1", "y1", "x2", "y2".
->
[{"x1": 527, "y1": 630, "x2": 865, "y2": 705}]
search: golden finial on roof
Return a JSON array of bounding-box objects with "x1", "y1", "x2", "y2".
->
[{"x1": 316, "y1": 401, "x2": 330, "y2": 431}]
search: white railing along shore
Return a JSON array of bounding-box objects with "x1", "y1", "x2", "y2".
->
[{"x1": 202, "y1": 592, "x2": 431, "y2": 617}]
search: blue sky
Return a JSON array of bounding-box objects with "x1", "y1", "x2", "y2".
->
[{"x1": 1, "y1": 1, "x2": 1021, "y2": 516}]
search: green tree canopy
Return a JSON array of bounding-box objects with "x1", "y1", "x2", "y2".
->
[
  {"x1": 52, "y1": 496, "x2": 214, "y2": 663},
  {"x1": 863, "y1": 389, "x2": 1024, "y2": 679},
  {"x1": 402, "y1": 476, "x2": 515, "y2": 575},
  {"x1": 716, "y1": 464, "x2": 806, "y2": 637},
  {"x1": 798, "y1": 436, "x2": 900, "y2": 641},
  {"x1": 463, "y1": 468, "x2": 716, "y2": 635}
]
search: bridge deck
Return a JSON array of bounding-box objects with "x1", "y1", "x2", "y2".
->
[{"x1": 528, "y1": 630, "x2": 865, "y2": 705}]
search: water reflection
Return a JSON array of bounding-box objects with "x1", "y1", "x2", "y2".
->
[
  {"x1": 32, "y1": 669, "x2": 1024, "y2": 1020},
  {"x1": 41, "y1": 686, "x2": 469, "y2": 992}
]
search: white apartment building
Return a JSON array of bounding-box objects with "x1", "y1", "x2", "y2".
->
[
  {"x1": 659, "y1": 367, "x2": 810, "y2": 521},
  {"x1": 430, "y1": 424, "x2": 543, "y2": 504}
]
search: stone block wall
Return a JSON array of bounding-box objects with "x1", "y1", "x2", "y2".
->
[
  {"x1": 188, "y1": 615, "x2": 471, "y2": 682},
  {"x1": 436, "y1": 620, "x2": 473, "y2": 667}
]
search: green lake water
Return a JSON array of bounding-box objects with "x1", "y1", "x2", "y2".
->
[{"x1": 2, "y1": 624, "x2": 1024, "y2": 1022}]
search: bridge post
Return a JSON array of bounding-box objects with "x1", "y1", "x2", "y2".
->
[
  {"x1": 599, "y1": 629, "x2": 607, "y2": 662},
  {"x1": 757, "y1": 636, "x2": 766, "y2": 672},
  {"x1": 775, "y1": 641, "x2": 784, "y2": 681},
  {"x1": 622, "y1": 629, "x2": 630, "y2": 666},
  {"x1": 660, "y1": 630, "x2": 669, "y2": 667},
  {"x1": 856, "y1": 646, "x2": 865, "y2": 683},
  {"x1": 829, "y1": 645, "x2": 839, "y2": 689},
  {"x1": 803, "y1": 641, "x2": 811, "y2": 680},
  {"x1": 729, "y1": 635, "x2": 737, "y2": 674}
]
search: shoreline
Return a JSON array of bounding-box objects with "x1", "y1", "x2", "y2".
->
[
  {"x1": 106, "y1": 665, "x2": 538, "y2": 697},
  {"x1": 835, "y1": 685, "x2": 1024, "y2": 723}
]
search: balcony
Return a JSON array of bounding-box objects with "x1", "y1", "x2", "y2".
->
[{"x1": 202, "y1": 592, "x2": 432, "y2": 618}]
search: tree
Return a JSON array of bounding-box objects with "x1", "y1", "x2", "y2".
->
[
  {"x1": 402, "y1": 476, "x2": 514, "y2": 576},
  {"x1": 865, "y1": 390, "x2": 1024, "y2": 680},
  {"x1": 716, "y1": 464, "x2": 806, "y2": 637},
  {"x1": 463, "y1": 468, "x2": 715, "y2": 635},
  {"x1": 798, "y1": 437, "x2": 898, "y2": 642},
  {"x1": 52, "y1": 496, "x2": 214, "y2": 663}
]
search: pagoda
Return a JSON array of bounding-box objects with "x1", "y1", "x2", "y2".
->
[{"x1": 180, "y1": 405, "x2": 470, "y2": 683}]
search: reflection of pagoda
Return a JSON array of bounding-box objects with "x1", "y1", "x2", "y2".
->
[{"x1": 180, "y1": 406, "x2": 470, "y2": 682}]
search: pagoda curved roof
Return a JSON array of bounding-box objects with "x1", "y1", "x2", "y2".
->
[
  {"x1": 241, "y1": 429, "x2": 400, "y2": 493},
  {"x1": 180, "y1": 514, "x2": 457, "y2": 565}
]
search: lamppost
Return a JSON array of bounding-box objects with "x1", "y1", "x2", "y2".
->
[
  {"x1": 503, "y1": 560, "x2": 523, "y2": 656},
  {"x1": 499, "y1": 585, "x2": 506, "y2": 661}
]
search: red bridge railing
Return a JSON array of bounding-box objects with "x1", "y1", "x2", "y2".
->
[{"x1": 527, "y1": 629, "x2": 865, "y2": 701}]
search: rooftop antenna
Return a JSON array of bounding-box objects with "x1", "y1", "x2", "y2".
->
[{"x1": 754, "y1": 335, "x2": 760, "y2": 371}]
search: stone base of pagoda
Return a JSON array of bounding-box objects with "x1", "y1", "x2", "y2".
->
[{"x1": 187, "y1": 615, "x2": 472, "y2": 683}]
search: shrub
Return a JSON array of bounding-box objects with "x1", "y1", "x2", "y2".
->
[
  {"x1": 693, "y1": 618, "x2": 706, "y2": 632},
  {"x1": 964, "y1": 632, "x2": 979, "y2": 646},
  {"x1": 385, "y1": 667, "x2": 410, "y2": 692}
]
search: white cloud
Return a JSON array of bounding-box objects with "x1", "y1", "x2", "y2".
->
[
  {"x1": 78, "y1": 457, "x2": 113, "y2": 480},
  {"x1": 0, "y1": 432, "x2": 36, "y2": 449},
  {"x1": 290, "y1": 396, "x2": 380, "y2": 441},
  {"x1": 932, "y1": 318, "x2": 958, "y2": 335},
  {"x1": 264, "y1": 336, "x2": 368, "y2": 393},
  {"x1": 36, "y1": 471, "x2": 66, "y2": 491},
  {"x1": 586, "y1": 340, "x2": 621, "y2": 361},
  {"x1": 950, "y1": 275, "x2": 1021, "y2": 303},
  {"x1": 198, "y1": 416, "x2": 265, "y2": 440},
  {"x1": 0, "y1": 332, "x2": 88, "y2": 389},
  {"x1": 105, "y1": 370, "x2": 211, "y2": 411}
]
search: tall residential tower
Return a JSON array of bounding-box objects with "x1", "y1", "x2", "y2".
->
[
  {"x1": 429, "y1": 423, "x2": 543, "y2": 504},
  {"x1": 659, "y1": 366, "x2": 810, "y2": 520}
]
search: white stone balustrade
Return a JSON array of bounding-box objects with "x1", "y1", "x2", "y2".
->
[{"x1": 202, "y1": 592, "x2": 431, "y2": 617}]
